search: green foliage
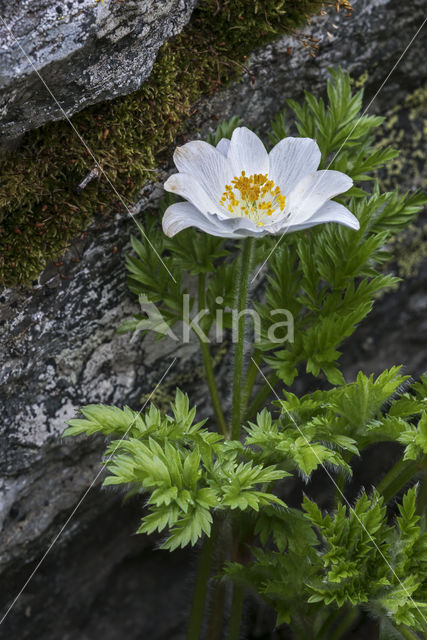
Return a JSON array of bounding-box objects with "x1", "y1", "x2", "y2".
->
[
  {"x1": 65, "y1": 377, "x2": 427, "y2": 632},
  {"x1": 256, "y1": 202, "x2": 401, "y2": 385},
  {"x1": 303, "y1": 489, "x2": 427, "y2": 630},
  {"x1": 268, "y1": 109, "x2": 287, "y2": 146},
  {"x1": 0, "y1": 0, "x2": 329, "y2": 286},
  {"x1": 221, "y1": 372, "x2": 427, "y2": 635},
  {"x1": 288, "y1": 67, "x2": 397, "y2": 183},
  {"x1": 206, "y1": 115, "x2": 242, "y2": 145},
  {"x1": 64, "y1": 68, "x2": 427, "y2": 639},
  {"x1": 233, "y1": 369, "x2": 427, "y2": 487},
  {"x1": 398, "y1": 413, "x2": 427, "y2": 461},
  {"x1": 303, "y1": 492, "x2": 392, "y2": 607},
  {"x1": 225, "y1": 508, "x2": 319, "y2": 627},
  {"x1": 117, "y1": 216, "x2": 233, "y2": 338},
  {"x1": 250, "y1": 369, "x2": 427, "y2": 460},
  {"x1": 244, "y1": 407, "x2": 356, "y2": 477},
  {"x1": 254, "y1": 70, "x2": 427, "y2": 387},
  {"x1": 65, "y1": 389, "x2": 287, "y2": 551},
  {"x1": 225, "y1": 488, "x2": 427, "y2": 636}
]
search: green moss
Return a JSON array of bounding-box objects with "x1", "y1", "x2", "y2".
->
[
  {"x1": 353, "y1": 69, "x2": 369, "y2": 89},
  {"x1": 0, "y1": 0, "x2": 340, "y2": 287},
  {"x1": 378, "y1": 82, "x2": 427, "y2": 278}
]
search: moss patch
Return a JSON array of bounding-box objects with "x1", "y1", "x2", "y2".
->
[
  {"x1": 0, "y1": 0, "x2": 347, "y2": 287},
  {"x1": 378, "y1": 82, "x2": 427, "y2": 278}
]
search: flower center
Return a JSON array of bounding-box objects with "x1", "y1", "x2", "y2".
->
[{"x1": 220, "y1": 171, "x2": 286, "y2": 226}]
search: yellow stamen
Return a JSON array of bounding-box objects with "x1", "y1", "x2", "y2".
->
[{"x1": 220, "y1": 171, "x2": 286, "y2": 226}]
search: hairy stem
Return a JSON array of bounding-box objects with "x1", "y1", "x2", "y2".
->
[
  {"x1": 398, "y1": 626, "x2": 423, "y2": 640},
  {"x1": 231, "y1": 237, "x2": 254, "y2": 440},
  {"x1": 327, "y1": 607, "x2": 359, "y2": 640},
  {"x1": 317, "y1": 608, "x2": 344, "y2": 639},
  {"x1": 200, "y1": 341, "x2": 228, "y2": 436},
  {"x1": 198, "y1": 274, "x2": 227, "y2": 436},
  {"x1": 377, "y1": 458, "x2": 420, "y2": 503},
  {"x1": 334, "y1": 469, "x2": 347, "y2": 509},
  {"x1": 206, "y1": 579, "x2": 226, "y2": 640},
  {"x1": 205, "y1": 521, "x2": 228, "y2": 640},
  {"x1": 241, "y1": 350, "x2": 262, "y2": 415},
  {"x1": 186, "y1": 525, "x2": 219, "y2": 640},
  {"x1": 416, "y1": 463, "x2": 427, "y2": 516},
  {"x1": 243, "y1": 372, "x2": 279, "y2": 422},
  {"x1": 227, "y1": 583, "x2": 245, "y2": 640}
]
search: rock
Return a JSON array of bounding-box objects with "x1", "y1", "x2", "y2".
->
[
  {"x1": 0, "y1": 0, "x2": 426, "y2": 638},
  {"x1": 0, "y1": 0, "x2": 198, "y2": 149}
]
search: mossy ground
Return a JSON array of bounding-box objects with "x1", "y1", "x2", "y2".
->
[{"x1": 0, "y1": 0, "x2": 343, "y2": 287}]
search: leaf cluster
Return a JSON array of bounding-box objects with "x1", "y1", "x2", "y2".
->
[
  {"x1": 65, "y1": 389, "x2": 286, "y2": 551},
  {"x1": 245, "y1": 406, "x2": 357, "y2": 478},
  {"x1": 255, "y1": 70, "x2": 426, "y2": 386},
  {"x1": 226, "y1": 488, "x2": 427, "y2": 637},
  {"x1": 223, "y1": 373, "x2": 427, "y2": 636},
  {"x1": 266, "y1": 369, "x2": 427, "y2": 465},
  {"x1": 118, "y1": 215, "x2": 232, "y2": 339}
]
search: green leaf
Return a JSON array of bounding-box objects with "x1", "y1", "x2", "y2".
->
[{"x1": 207, "y1": 115, "x2": 242, "y2": 145}]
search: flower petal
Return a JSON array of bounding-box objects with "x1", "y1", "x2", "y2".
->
[
  {"x1": 162, "y1": 202, "x2": 226, "y2": 237},
  {"x1": 228, "y1": 127, "x2": 269, "y2": 176},
  {"x1": 162, "y1": 202, "x2": 265, "y2": 238},
  {"x1": 304, "y1": 200, "x2": 360, "y2": 230},
  {"x1": 211, "y1": 215, "x2": 265, "y2": 238},
  {"x1": 173, "y1": 140, "x2": 233, "y2": 204},
  {"x1": 164, "y1": 173, "x2": 223, "y2": 217},
  {"x1": 286, "y1": 170, "x2": 353, "y2": 223},
  {"x1": 275, "y1": 200, "x2": 359, "y2": 234},
  {"x1": 269, "y1": 137, "x2": 321, "y2": 195},
  {"x1": 216, "y1": 138, "x2": 230, "y2": 157}
]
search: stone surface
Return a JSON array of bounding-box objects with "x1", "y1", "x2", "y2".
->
[
  {"x1": 0, "y1": 0, "x2": 198, "y2": 149},
  {"x1": 0, "y1": 0, "x2": 426, "y2": 638}
]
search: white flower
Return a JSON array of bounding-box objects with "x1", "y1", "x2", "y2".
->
[{"x1": 162, "y1": 127, "x2": 359, "y2": 238}]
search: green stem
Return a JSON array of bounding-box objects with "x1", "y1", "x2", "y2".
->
[
  {"x1": 200, "y1": 341, "x2": 227, "y2": 436},
  {"x1": 334, "y1": 469, "x2": 346, "y2": 509},
  {"x1": 398, "y1": 626, "x2": 422, "y2": 640},
  {"x1": 377, "y1": 458, "x2": 420, "y2": 503},
  {"x1": 243, "y1": 372, "x2": 279, "y2": 422},
  {"x1": 241, "y1": 350, "x2": 261, "y2": 414},
  {"x1": 227, "y1": 583, "x2": 245, "y2": 640},
  {"x1": 329, "y1": 610, "x2": 359, "y2": 640},
  {"x1": 186, "y1": 527, "x2": 218, "y2": 640},
  {"x1": 198, "y1": 274, "x2": 227, "y2": 437},
  {"x1": 205, "y1": 517, "x2": 229, "y2": 640},
  {"x1": 416, "y1": 463, "x2": 427, "y2": 516},
  {"x1": 327, "y1": 607, "x2": 359, "y2": 640},
  {"x1": 206, "y1": 579, "x2": 226, "y2": 640},
  {"x1": 317, "y1": 608, "x2": 344, "y2": 640},
  {"x1": 231, "y1": 237, "x2": 254, "y2": 441}
]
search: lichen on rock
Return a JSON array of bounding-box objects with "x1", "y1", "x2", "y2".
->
[{"x1": 0, "y1": 0, "x2": 199, "y2": 145}]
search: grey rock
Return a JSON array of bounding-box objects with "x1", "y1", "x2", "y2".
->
[
  {"x1": 0, "y1": 0, "x2": 198, "y2": 149},
  {"x1": 0, "y1": 0, "x2": 426, "y2": 638}
]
